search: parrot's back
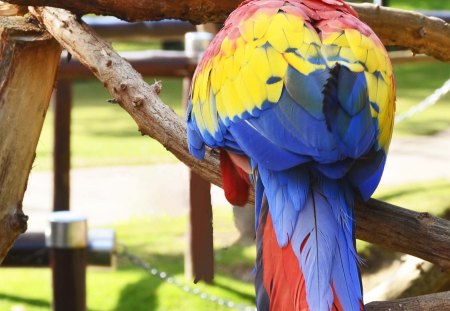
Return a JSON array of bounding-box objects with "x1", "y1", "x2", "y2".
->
[{"x1": 186, "y1": 0, "x2": 395, "y2": 310}]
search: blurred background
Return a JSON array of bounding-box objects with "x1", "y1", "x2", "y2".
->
[{"x1": 0, "y1": 0, "x2": 449, "y2": 310}]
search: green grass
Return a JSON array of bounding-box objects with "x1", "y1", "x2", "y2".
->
[
  {"x1": 34, "y1": 77, "x2": 184, "y2": 171},
  {"x1": 374, "y1": 179, "x2": 450, "y2": 217},
  {"x1": 389, "y1": 0, "x2": 450, "y2": 10},
  {"x1": 352, "y1": 0, "x2": 450, "y2": 10},
  {"x1": 0, "y1": 206, "x2": 256, "y2": 311},
  {"x1": 393, "y1": 62, "x2": 450, "y2": 136},
  {"x1": 1, "y1": 180, "x2": 449, "y2": 310}
]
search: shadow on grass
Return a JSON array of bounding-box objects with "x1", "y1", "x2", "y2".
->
[
  {"x1": 0, "y1": 293, "x2": 50, "y2": 309},
  {"x1": 114, "y1": 276, "x2": 159, "y2": 311},
  {"x1": 114, "y1": 252, "x2": 183, "y2": 311},
  {"x1": 114, "y1": 244, "x2": 255, "y2": 310},
  {"x1": 213, "y1": 280, "x2": 255, "y2": 303}
]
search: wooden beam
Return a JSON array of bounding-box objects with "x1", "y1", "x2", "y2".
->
[
  {"x1": 30, "y1": 7, "x2": 450, "y2": 271},
  {"x1": 5, "y1": 1, "x2": 450, "y2": 62},
  {"x1": 0, "y1": 16, "x2": 61, "y2": 263}
]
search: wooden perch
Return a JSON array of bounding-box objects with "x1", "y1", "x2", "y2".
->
[
  {"x1": 4, "y1": 1, "x2": 450, "y2": 62},
  {"x1": 364, "y1": 255, "x2": 450, "y2": 302},
  {"x1": 30, "y1": 7, "x2": 450, "y2": 271},
  {"x1": 356, "y1": 200, "x2": 450, "y2": 271},
  {"x1": 365, "y1": 291, "x2": 450, "y2": 311},
  {"x1": 0, "y1": 16, "x2": 61, "y2": 263}
]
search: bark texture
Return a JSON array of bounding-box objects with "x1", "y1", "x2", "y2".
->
[
  {"x1": 0, "y1": 16, "x2": 61, "y2": 263},
  {"x1": 4, "y1": 1, "x2": 450, "y2": 62},
  {"x1": 366, "y1": 291, "x2": 450, "y2": 311},
  {"x1": 31, "y1": 7, "x2": 450, "y2": 271},
  {"x1": 31, "y1": 7, "x2": 222, "y2": 187},
  {"x1": 356, "y1": 199, "x2": 450, "y2": 271}
]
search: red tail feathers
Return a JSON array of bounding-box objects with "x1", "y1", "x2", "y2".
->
[
  {"x1": 262, "y1": 212, "x2": 309, "y2": 310},
  {"x1": 219, "y1": 150, "x2": 250, "y2": 206},
  {"x1": 258, "y1": 204, "x2": 349, "y2": 310}
]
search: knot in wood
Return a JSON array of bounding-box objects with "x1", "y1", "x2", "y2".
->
[
  {"x1": 132, "y1": 96, "x2": 144, "y2": 107},
  {"x1": 417, "y1": 212, "x2": 431, "y2": 220},
  {"x1": 153, "y1": 81, "x2": 162, "y2": 95},
  {"x1": 10, "y1": 210, "x2": 28, "y2": 233},
  {"x1": 418, "y1": 27, "x2": 427, "y2": 38}
]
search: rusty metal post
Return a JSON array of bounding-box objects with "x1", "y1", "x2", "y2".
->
[
  {"x1": 184, "y1": 31, "x2": 215, "y2": 284},
  {"x1": 53, "y1": 78, "x2": 72, "y2": 212},
  {"x1": 46, "y1": 211, "x2": 87, "y2": 311}
]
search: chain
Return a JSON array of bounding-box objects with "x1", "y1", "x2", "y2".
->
[
  {"x1": 395, "y1": 77, "x2": 450, "y2": 124},
  {"x1": 117, "y1": 244, "x2": 257, "y2": 311}
]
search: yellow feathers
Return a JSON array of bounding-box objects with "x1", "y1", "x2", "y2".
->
[{"x1": 190, "y1": 8, "x2": 394, "y2": 152}]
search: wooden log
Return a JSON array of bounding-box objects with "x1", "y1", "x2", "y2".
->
[
  {"x1": 30, "y1": 7, "x2": 450, "y2": 271},
  {"x1": 0, "y1": 16, "x2": 61, "y2": 263},
  {"x1": 5, "y1": 1, "x2": 450, "y2": 62},
  {"x1": 365, "y1": 291, "x2": 450, "y2": 311}
]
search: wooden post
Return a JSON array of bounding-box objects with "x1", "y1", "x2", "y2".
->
[
  {"x1": 189, "y1": 172, "x2": 214, "y2": 283},
  {"x1": 53, "y1": 78, "x2": 72, "y2": 212},
  {"x1": 0, "y1": 16, "x2": 62, "y2": 263},
  {"x1": 183, "y1": 74, "x2": 215, "y2": 283},
  {"x1": 47, "y1": 211, "x2": 88, "y2": 311},
  {"x1": 184, "y1": 30, "x2": 216, "y2": 283}
]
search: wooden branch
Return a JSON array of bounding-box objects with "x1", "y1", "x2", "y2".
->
[
  {"x1": 365, "y1": 291, "x2": 450, "y2": 311},
  {"x1": 31, "y1": 7, "x2": 450, "y2": 271},
  {"x1": 365, "y1": 255, "x2": 450, "y2": 302},
  {"x1": 30, "y1": 6, "x2": 222, "y2": 188},
  {"x1": 356, "y1": 200, "x2": 450, "y2": 271},
  {"x1": 7, "y1": 0, "x2": 240, "y2": 23},
  {"x1": 5, "y1": 1, "x2": 450, "y2": 62},
  {"x1": 354, "y1": 4, "x2": 450, "y2": 63},
  {"x1": 0, "y1": 16, "x2": 61, "y2": 263}
]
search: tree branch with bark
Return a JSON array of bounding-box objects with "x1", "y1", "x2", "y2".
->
[
  {"x1": 29, "y1": 7, "x2": 450, "y2": 272},
  {"x1": 0, "y1": 16, "x2": 61, "y2": 262},
  {"x1": 366, "y1": 291, "x2": 450, "y2": 311},
  {"x1": 4, "y1": 0, "x2": 450, "y2": 62}
]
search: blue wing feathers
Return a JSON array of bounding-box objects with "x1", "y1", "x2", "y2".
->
[
  {"x1": 285, "y1": 66, "x2": 330, "y2": 120},
  {"x1": 255, "y1": 164, "x2": 363, "y2": 310}
]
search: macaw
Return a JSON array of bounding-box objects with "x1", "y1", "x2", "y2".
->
[{"x1": 186, "y1": 0, "x2": 395, "y2": 310}]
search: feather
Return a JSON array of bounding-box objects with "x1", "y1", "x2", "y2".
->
[
  {"x1": 186, "y1": 1, "x2": 395, "y2": 310},
  {"x1": 256, "y1": 171, "x2": 364, "y2": 311},
  {"x1": 220, "y1": 150, "x2": 250, "y2": 206}
]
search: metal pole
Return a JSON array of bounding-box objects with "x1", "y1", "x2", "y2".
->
[
  {"x1": 184, "y1": 31, "x2": 215, "y2": 284},
  {"x1": 46, "y1": 211, "x2": 87, "y2": 311},
  {"x1": 53, "y1": 78, "x2": 72, "y2": 212}
]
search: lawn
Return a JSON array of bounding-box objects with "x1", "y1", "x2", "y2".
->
[
  {"x1": 389, "y1": 0, "x2": 450, "y2": 10},
  {"x1": 351, "y1": 0, "x2": 450, "y2": 10},
  {"x1": 1, "y1": 179, "x2": 449, "y2": 311},
  {"x1": 0, "y1": 206, "x2": 256, "y2": 311}
]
